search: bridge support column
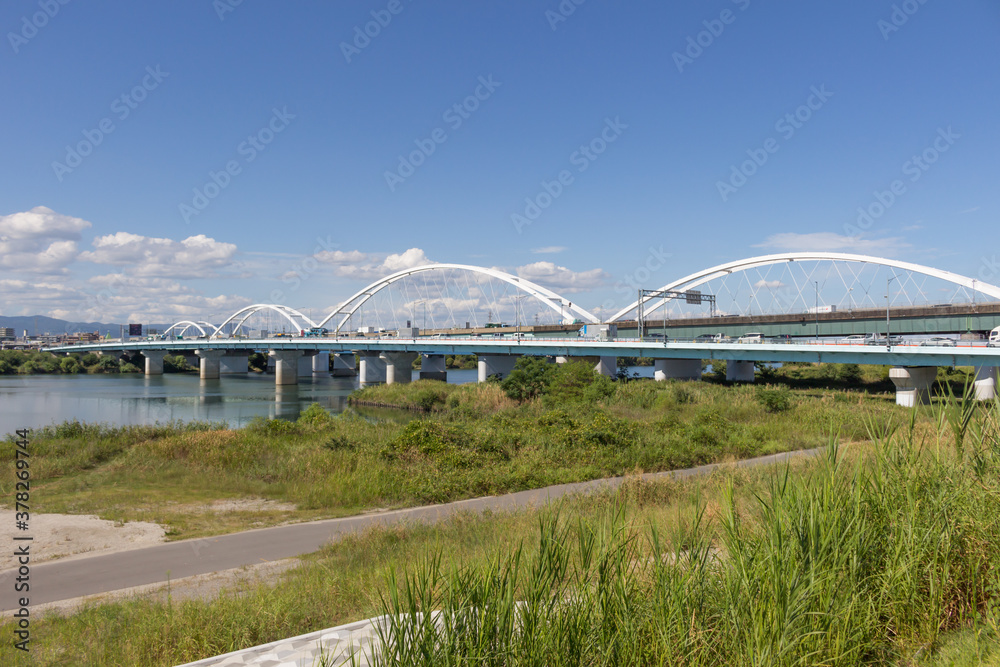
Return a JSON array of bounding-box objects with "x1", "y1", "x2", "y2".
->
[
  {"x1": 195, "y1": 349, "x2": 225, "y2": 380},
  {"x1": 594, "y1": 356, "x2": 617, "y2": 377},
  {"x1": 654, "y1": 358, "x2": 701, "y2": 381},
  {"x1": 478, "y1": 355, "x2": 518, "y2": 382},
  {"x1": 974, "y1": 366, "x2": 997, "y2": 401},
  {"x1": 312, "y1": 351, "x2": 330, "y2": 374},
  {"x1": 269, "y1": 350, "x2": 303, "y2": 386},
  {"x1": 889, "y1": 366, "x2": 937, "y2": 407},
  {"x1": 381, "y1": 352, "x2": 418, "y2": 385},
  {"x1": 419, "y1": 354, "x2": 447, "y2": 381},
  {"x1": 332, "y1": 353, "x2": 357, "y2": 377},
  {"x1": 220, "y1": 352, "x2": 249, "y2": 374},
  {"x1": 358, "y1": 353, "x2": 386, "y2": 385},
  {"x1": 298, "y1": 350, "x2": 318, "y2": 377},
  {"x1": 726, "y1": 360, "x2": 755, "y2": 383},
  {"x1": 143, "y1": 350, "x2": 167, "y2": 376}
]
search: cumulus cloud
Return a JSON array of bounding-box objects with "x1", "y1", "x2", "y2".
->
[
  {"x1": 80, "y1": 233, "x2": 239, "y2": 278},
  {"x1": 514, "y1": 261, "x2": 610, "y2": 293},
  {"x1": 754, "y1": 279, "x2": 786, "y2": 289},
  {"x1": 754, "y1": 232, "x2": 911, "y2": 256},
  {"x1": 317, "y1": 247, "x2": 434, "y2": 281},
  {"x1": 0, "y1": 206, "x2": 91, "y2": 273}
]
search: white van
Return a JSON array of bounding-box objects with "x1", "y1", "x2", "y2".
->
[
  {"x1": 737, "y1": 332, "x2": 764, "y2": 344},
  {"x1": 989, "y1": 326, "x2": 1000, "y2": 346}
]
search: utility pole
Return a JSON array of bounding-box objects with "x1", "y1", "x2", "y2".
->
[
  {"x1": 886, "y1": 276, "x2": 896, "y2": 349},
  {"x1": 814, "y1": 281, "x2": 819, "y2": 342}
]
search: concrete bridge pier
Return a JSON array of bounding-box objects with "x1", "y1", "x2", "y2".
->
[
  {"x1": 143, "y1": 350, "x2": 168, "y2": 376},
  {"x1": 332, "y1": 353, "x2": 357, "y2": 377},
  {"x1": 478, "y1": 354, "x2": 519, "y2": 382},
  {"x1": 195, "y1": 349, "x2": 226, "y2": 380},
  {"x1": 220, "y1": 351, "x2": 249, "y2": 374},
  {"x1": 358, "y1": 352, "x2": 387, "y2": 385},
  {"x1": 419, "y1": 354, "x2": 447, "y2": 381},
  {"x1": 654, "y1": 358, "x2": 701, "y2": 381},
  {"x1": 726, "y1": 360, "x2": 755, "y2": 383},
  {"x1": 298, "y1": 351, "x2": 318, "y2": 377},
  {"x1": 381, "y1": 352, "x2": 418, "y2": 385},
  {"x1": 974, "y1": 366, "x2": 997, "y2": 401},
  {"x1": 312, "y1": 351, "x2": 330, "y2": 374},
  {"x1": 269, "y1": 350, "x2": 304, "y2": 385},
  {"x1": 889, "y1": 366, "x2": 937, "y2": 407}
]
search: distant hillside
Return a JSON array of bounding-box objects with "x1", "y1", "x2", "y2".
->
[{"x1": 0, "y1": 316, "x2": 170, "y2": 337}]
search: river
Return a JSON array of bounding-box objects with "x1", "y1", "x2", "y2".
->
[{"x1": 0, "y1": 366, "x2": 657, "y2": 435}]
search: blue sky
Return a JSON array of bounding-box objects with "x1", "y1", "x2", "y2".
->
[{"x1": 1, "y1": 0, "x2": 998, "y2": 325}]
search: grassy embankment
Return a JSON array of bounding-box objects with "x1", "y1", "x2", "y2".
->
[
  {"x1": 2, "y1": 359, "x2": 909, "y2": 539},
  {"x1": 1, "y1": 382, "x2": 998, "y2": 665}
]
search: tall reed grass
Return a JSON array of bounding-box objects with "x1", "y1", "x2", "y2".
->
[{"x1": 367, "y1": 394, "x2": 1000, "y2": 665}]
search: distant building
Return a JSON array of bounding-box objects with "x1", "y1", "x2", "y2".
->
[
  {"x1": 67, "y1": 331, "x2": 100, "y2": 343},
  {"x1": 0, "y1": 328, "x2": 14, "y2": 341}
]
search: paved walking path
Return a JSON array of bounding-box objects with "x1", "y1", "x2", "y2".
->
[{"x1": 1, "y1": 447, "x2": 821, "y2": 614}]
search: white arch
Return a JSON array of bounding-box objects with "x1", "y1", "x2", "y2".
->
[
  {"x1": 163, "y1": 320, "x2": 209, "y2": 337},
  {"x1": 609, "y1": 252, "x2": 1000, "y2": 322},
  {"x1": 315, "y1": 263, "x2": 599, "y2": 331},
  {"x1": 212, "y1": 304, "x2": 317, "y2": 338}
]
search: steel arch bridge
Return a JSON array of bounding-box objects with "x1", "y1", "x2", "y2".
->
[
  {"x1": 608, "y1": 252, "x2": 1000, "y2": 322},
  {"x1": 312, "y1": 263, "x2": 600, "y2": 332},
  {"x1": 163, "y1": 320, "x2": 219, "y2": 337},
  {"x1": 212, "y1": 305, "x2": 317, "y2": 338},
  {"x1": 179, "y1": 254, "x2": 1000, "y2": 337}
]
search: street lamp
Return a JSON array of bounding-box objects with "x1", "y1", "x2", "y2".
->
[
  {"x1": 814, "y1": 281, "x2": 819, "y2": 342},
  {"x1": 886, "y1": 276, "x2": 896, "y2": 349},
  {"x1": 512, "y1": 294, "x2": 527, "y2": 341}
]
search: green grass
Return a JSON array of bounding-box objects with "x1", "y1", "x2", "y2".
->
[
  {"x1": 2, "y1": 376, "x2": 905, "y2": 539},
  {"x1": 4, "y1": 394, "x2": 999, "y2": 666}
]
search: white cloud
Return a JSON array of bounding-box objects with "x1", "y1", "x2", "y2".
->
[
  {"x1": 80, "y1": 233, "x2": 239, "y2": 278},
  {"x1": 314, "y1": 249, "x2": 367, "y2": 264},
  {"x1": 514, "y1": 261, "x2": 610, "y2": 293},
  {"x1": 0, "y1": 206, "x2": 91, "y2": 273},
  {"x1": 754, "y1": 279, "x2": 785, "y2": 289},
  {"x1": 318, "y1": 247, "x2": 435, "y2": 281},
  {"x1": 754, "y1": 232, "x2": 911, "y2": 256},
  {"x1": 530, "y1": 246, "x2": 567, "y2": 254}
]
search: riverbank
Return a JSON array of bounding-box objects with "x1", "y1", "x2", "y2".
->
[{"x1": 3, "y1": 365, "x2": 997, "y2": 664}]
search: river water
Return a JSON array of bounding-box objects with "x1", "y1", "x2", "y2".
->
[{"x1": 0, "y1": 366, "x2": 656, "y2": 435}]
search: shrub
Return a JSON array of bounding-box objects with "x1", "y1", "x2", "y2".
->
[
  {"x1": 757, "y1": 385, "x2": 793, "y2": 413},
  {"x1": 59, "y1": 356, "x2": 82, "y2": 374},
  {"x1": 298, "y1": 403, "x2": 334, "y2": 427},
  {"x1": 837, "y1": 363, "x2": 862, "y2": 384},
  {"x1": 501, "y1": 357, "x2": 555, "y2": 401}
]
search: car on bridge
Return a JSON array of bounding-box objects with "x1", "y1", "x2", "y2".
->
[
  {"x1": 694, "y1": 333, "x2": 728, "y2": 343},
  {"x1": 919, "y1": 337, "x2": 956, "y2": 347},
  {"x1": 737, "y1": 333, "x2": 764, "y2": 344},
  {"x1": 990, "y1": 326, "x2": 1000, "y2": 347}
]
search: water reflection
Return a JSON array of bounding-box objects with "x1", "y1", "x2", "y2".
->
[{"x1": 0, "y1": 366, "x2": 656, "y2": 435}]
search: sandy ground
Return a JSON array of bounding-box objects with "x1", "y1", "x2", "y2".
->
[
  {"x1": 0, "y1": 499, "x2": 303, "y2": 615},
  {"x1": 0, "y1": 511, "x2": 167, "y2": 566}
]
